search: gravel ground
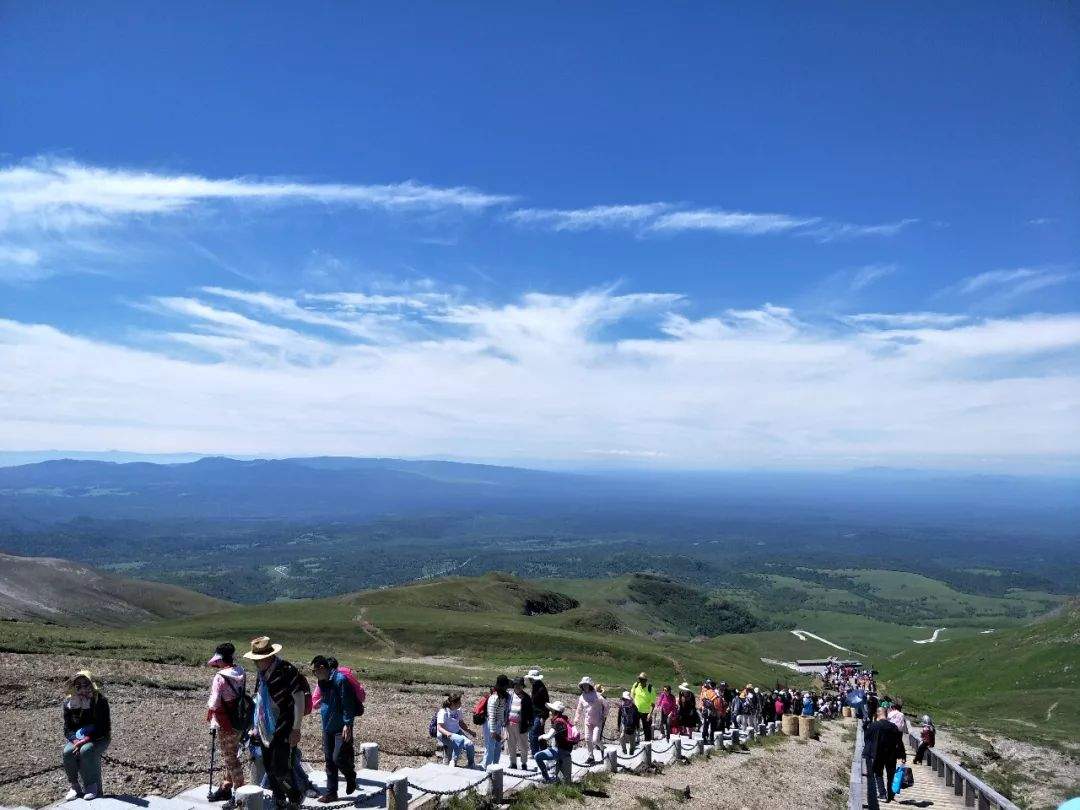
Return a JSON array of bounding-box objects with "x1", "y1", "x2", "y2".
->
[
  {"x1": 594, "y1": 720, "x2": 851, "y2": 810},
  {"x1": 0, "y1": 652, "x2": 602, "y2": 808},
  {"x1": 931, "y1": 725, "x2": 1080, "y2": 810},
  {"x1": 0, "y1": 651, "x2": 857, "y2": 810}
]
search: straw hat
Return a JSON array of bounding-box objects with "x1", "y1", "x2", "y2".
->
[
  {"x1": 525, "y1": 668, "x2": 544, "y2": 681},
  {"x1": 243, "y1": 636, "x2": 282, "y2": 660},
  {"x1": 547, "y1": 700, "x2": 568, "y2": 714}
]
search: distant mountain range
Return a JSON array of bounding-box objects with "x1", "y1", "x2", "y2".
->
[{"x1": 0, "y1": 455, "x2": 1075, "y2": 528}]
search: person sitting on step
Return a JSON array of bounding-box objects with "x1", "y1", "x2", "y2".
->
[
  {"x1": 62, "y1": 670, "x2": 111, "y2": 802},
  {"x1": 535, "y1": 701, "x2": 574, "y2": 783},
  {"x1": 436, "y1": 693, "x2": 477, "y2": 768}
]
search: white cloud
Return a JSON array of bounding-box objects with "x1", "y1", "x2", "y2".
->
[
  {"x1": 848, "y1": 263, "x2": 897, "y2": 291},
  {"x1": 506, "y1": 203, "x2": 671, "y2": 231},
  {"x1": 0, "y1": 157, "x2": 515, "y2": 235},
  {"x1": 955, "y1": 267, "x2": 1070, "y2": 297},
  {"x1": 2, "y1": 288, "x2": 1076, "y2": 469},
  {"x1": 802, "y1": 218, "x2": 919, "y2": 242},
  {"x1": 650, "y1": 209, "x2": 818, "y2": 235}
]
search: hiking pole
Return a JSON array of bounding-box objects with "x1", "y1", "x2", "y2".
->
[{"x1": 207, "y1": 727, "x2": 217, "y2": 801}]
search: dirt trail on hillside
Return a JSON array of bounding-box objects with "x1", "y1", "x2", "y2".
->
[{"x1": 0, "y1": 652, "x2": 852, "y2": 810}]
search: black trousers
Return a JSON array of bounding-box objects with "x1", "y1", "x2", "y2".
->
[
  {"x1": 914, "y1": 741, "x2": 929, "y2": 764},
  {"x1": 634, "y1": 709, "x2": 653, "y2": 741},
  {"x1": 870, "y1": 757, "x2": 896, "y2": 804},
  {"x1": 322, "y1": 731, "x2": 355, "y2": 796},
  {"x1": 260, "y1": 733, "x2": 301, "y2": 804},
  {"x1": 701, "y1": 713, "x2": 717, "y2": 743}
]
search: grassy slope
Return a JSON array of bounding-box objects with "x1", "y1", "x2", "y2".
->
[
  {"x1": 0, "y1": 573, "x2": 810, "y2": 692},
  {"x1": 880, "y1": 600, "x2": 1080, "y2": 747}
]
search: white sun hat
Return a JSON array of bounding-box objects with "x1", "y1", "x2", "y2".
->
[
  {"x1": 579, "y1": 676, "x2": 594, "y2": 688},
  {"x1": 547, "y1": 700, "x2": 568, "y2": 714},
  {"x1": 526, "y1": 668, "x2": 544, "y2": 680},
  {"x1": 678, "y1": 682, "x2": 692, "y2": 692}
]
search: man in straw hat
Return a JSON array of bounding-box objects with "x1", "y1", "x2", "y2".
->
[{"x1": 244, "y1": 637, "x2": 306, "y2": 808}]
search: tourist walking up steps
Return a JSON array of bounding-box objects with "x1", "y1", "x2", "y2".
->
[
  {"x1": 525, "y1": 668, "x2": 549, "y2": 757},
  {"x1": 536, "y1": 701, "x2": 574, "y2": 784},
  {"x1": 673, "y1": 683, "x2": 698, "y2": 736},
  {"x1": 630, "y1": 672, "x2": 657, "y2": 741},
  {"x1": 863, "y1": 707, "x2": 906, "y2": 808},
  {"x1": 913, "y1": 715, "x2": 935, "y2": 765},
  {"x1": 206, "y1": 643, "x2": 248, "y2": 802},
  {"x1": 245, "y1": 636, "x2": 306, "y2": 809},
  {"x1": 616, "y1": 691, "x2": 638, "y2": 755},
  {"x1": 61, "y1": 670, "x2": 111, "y2": 801},
  {"x1": 574, "y1": 676, "x2": 604, "y2": 764},
  {"x1": 507, "y1": 678, "x2": 534, "y2": 770},
  {"x1": 311, "y1": 656, "x2": 356, "y2": 802},
  {"x1": 657, "y1": 685, "x2": 676, "y2": 740},
  {"x1": 699, "y1": 679, "x2": 723, "y2": 744},
  {"x1": 436, "y1": 693, "x2": 477, "y2": 768},
  {"x1": 483, "y1": 674, "x2": 511, "y2": 768}
]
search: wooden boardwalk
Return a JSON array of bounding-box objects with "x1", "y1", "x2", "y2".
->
[{"x1": 856, "y1": 758, "x2": 967, "y2": 809}]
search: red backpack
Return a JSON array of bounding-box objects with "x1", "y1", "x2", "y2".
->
[{"x1": 472, "y1": 693, "x2": 490, "y2": 725}]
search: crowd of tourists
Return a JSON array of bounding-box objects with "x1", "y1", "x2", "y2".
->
[{"x1": 57, "y1": 637, "x2": 860, "y2": 808}]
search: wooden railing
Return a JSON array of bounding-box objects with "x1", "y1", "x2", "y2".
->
[
  {"x1": 847, "y1": 721, "x2": 865, "y2": 810},
  {"x1": 905, "y1": 729, "x2": 1020, "y2": 810}
]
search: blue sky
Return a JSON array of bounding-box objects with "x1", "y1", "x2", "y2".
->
[{"x1": 1, "y1": 2, "x2": 1077, "y2": 471}]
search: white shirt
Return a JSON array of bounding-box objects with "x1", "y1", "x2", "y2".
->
[{"x1": 437, "y1": 707, "x2": 462, "y2": 735}]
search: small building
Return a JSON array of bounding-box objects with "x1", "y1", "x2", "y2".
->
[{"x1": 793, "y1": 658, "x2": 862, "y2": 674}]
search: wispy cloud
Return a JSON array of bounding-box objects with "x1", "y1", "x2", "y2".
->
[
  {"x1": 950, "y1": 267, "x2": 1074, "y2": 300},
  {"x1": 508, "y1": 201, "x2": 918, "y2": 242},
  {"x1": 2, "y1": 286, "x2": 1077, "y2": 468},
  {"x1": 0, "y1": 157, "x2": 515, "y2": 235},
  {"x1": 802, "y1": 218, "x2": 919, "y2": 242},
  {"x1": 505, "y1": 203, "x2": 670, "y2": 231},
  {"x1": 650, "y1": 209, "x2": 818, "y2": 235},
  {"x1": 1027, "y1": 218, "x2": 1057, "y2": 226}
]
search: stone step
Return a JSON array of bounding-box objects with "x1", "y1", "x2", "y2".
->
[{"x1": 49, "y1": 797, "x2": 205, "y2": 810}]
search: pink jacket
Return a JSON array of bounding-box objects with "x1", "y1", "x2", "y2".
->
[
  {"x1": 657, "y1": 692, "x2": 677, "y2": 715},
  {"x1": 574, "y1": 690, "x2": 605, "y2": 728}
]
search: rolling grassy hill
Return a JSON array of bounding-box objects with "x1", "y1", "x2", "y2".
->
[
  {"x1": 0, "y1": 571, "x2": 813, "y2": 691},
  {"x1": 881, "y1": 600, "x2": 1080, "y2": 747},
  {"x1": 0, "y1": 552, "x2": 232, "y2": 626}
]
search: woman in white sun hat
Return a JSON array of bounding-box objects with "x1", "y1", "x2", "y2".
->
[{"x1": 573, "y1": 676, "x2": 604, "y2": 764}]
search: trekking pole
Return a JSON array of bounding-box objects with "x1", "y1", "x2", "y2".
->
[{"x1": 207, "y1": 727, "x2": 217, "y2": 800}]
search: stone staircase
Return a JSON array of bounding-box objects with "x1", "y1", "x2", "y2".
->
[{"x1": 27, "y1": 722, "x2": 783, "y2": 810}]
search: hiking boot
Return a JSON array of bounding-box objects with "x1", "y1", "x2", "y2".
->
[{"x1": 208, "y1": 786, "x2": 233, "y2": 802}]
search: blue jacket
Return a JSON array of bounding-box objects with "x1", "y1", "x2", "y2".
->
[{"x1": 318, "y1": 670, "x2": 356, "y2": 734}]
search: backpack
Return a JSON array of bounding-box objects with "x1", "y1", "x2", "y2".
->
[
  {"x1": 428, "y1": 713, "x2": 439, "y2": 738},
  {"x1": 225, "y1": 679, "x2": 254, "y2": 733},
  {"x1": 565, "y1": 721, "x2": 581, "y2": 744},
  {"x1": 313, "y1": 667, "x2": 368, "y2": 715},
  {"x1": 338, "y1": 667, "x2": 367, "y2": 705},
  {"x1": 473, "y1": 693, "x2": 489, "y2": 726}
]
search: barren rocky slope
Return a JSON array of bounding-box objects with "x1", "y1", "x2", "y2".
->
[{"x1": 0, "y1": 553, "x2": 232, "y2": 626}]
